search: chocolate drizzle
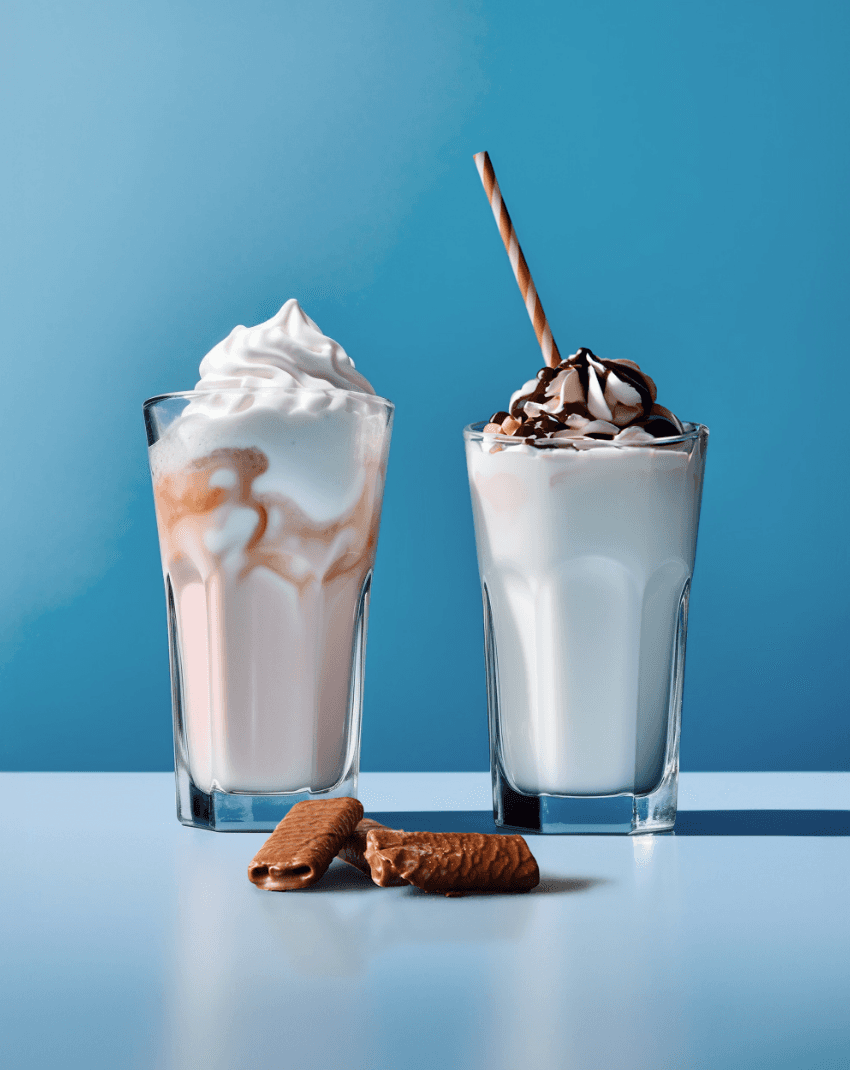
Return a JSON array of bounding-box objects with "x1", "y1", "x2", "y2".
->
[{"x1": 486, "y1": 348, "x2": 684, "y2": 443}]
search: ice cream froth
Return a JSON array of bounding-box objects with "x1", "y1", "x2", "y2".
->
[{"x1": 194, "y1": 298, "x2": 374, "y2": 396}]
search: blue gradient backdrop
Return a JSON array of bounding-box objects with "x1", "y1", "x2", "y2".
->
[{"x1": 1, "y1": 0, "x2": 848, "y2": 772}]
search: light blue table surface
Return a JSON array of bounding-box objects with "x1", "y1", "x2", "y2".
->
[{"x1": 2, "y1": 772, "x2": 848, "y2": 1070}]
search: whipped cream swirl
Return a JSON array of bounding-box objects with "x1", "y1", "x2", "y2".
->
[
  {"x1": 485, "y1": 348, "x2": 684, "y2": 443},
  {"x1": 195, "y1": 299, "x2": 374, "y2": 396}
]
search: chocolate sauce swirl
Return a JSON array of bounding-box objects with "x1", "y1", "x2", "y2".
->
[{"x1": 484, "y1": 348, "x2": 684, "y2": 443}]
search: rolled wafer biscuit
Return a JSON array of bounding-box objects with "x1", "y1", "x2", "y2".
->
[
  {"x1": 337, "y1": 818, "x2": 408, "y2": 886},
  {"x1": 248, "y1": 797, "x2": 363, "y2": 891},
  {"x1": 364, "y1": 829, "x2": 539, "y2": 895}
]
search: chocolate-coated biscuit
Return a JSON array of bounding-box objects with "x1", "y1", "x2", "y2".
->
[
  {"x1": 364, "y1": 829, "x2": 539, "y2": 894},
  {"x1": 337, "y1": 818, "x2": 408, "y2": 885},
  {"x1": 248, "y1": 797, "x2": 364, "y2": 891}
]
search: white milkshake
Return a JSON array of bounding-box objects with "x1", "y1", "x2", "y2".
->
[
  {"x1": 465, "y1": 346, "x2": 707, "y2": 830},
  {"x1": 145, "y1": 301, "x2": 392, "y2": 817},
  {"x1": 466, "y1": 434, "x2": 704, "y2": 796}
]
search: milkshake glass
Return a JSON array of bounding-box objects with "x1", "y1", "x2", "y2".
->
[
  {"x1": 143, "y1": 299, "x2": 392, "y2": 831},
  {"x1": 145, "y1": 387, "x2": 392, "y2": 830},
  {"x1": 465, "y1": 421, "x2": 707, "y2": 833}
]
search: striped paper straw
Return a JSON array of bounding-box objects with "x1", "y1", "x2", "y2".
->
[{"x1": 473, "y1": 151, "x2": 561, "y2": 368}]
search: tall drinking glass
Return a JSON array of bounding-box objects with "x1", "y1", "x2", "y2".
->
[
  {"x1": 144, "y1": 387, "x2": 393, "y2": 830},
  {"x1": 465, "y1": 421, "x2": 708, "y2": 834}
]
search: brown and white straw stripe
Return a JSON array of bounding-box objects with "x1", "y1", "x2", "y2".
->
[{"x1": 473, "y1": 151, "x2": 561, "y2": 368}]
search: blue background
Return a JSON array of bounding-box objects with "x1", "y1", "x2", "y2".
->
[{"x1": 1, "y1": 0, "x2": 848, "y2": 773}]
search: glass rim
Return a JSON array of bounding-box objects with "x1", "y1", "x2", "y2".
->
[
  {"x1": 463, "y1": 419, "x2": 708, "y2": 446},
  {"x1": 144, "y1": 385, "x2": 394, "y2": 413}
]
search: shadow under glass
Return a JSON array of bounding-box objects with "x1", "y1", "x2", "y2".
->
[{"x1": 364, "y1": 810, "x2": 850, "y2": 837}]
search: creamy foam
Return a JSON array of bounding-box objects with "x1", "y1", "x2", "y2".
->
[
  {"x1": 194, "y1": 298, "x2": 374, "y2": 396},
  {"x1": 151, "y1": 301, "x2": 384, "y2": 525}
]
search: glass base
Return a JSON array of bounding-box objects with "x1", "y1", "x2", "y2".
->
[
  {"x1": 175, "y1": 767, "x2": 358, "y2": 831},
  {"x1": 493, "y1": 767, "x2": 677, "y2": 835}
]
